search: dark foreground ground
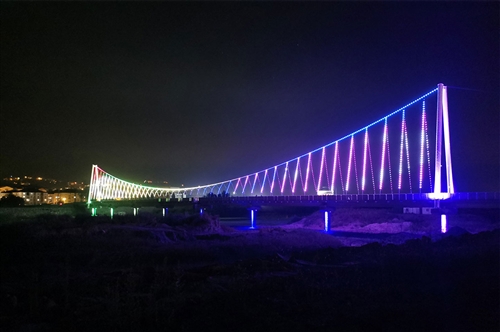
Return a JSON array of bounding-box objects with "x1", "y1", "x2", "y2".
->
[{"x1": 0, "y1": 211, "x2": 499, "y2": 332}]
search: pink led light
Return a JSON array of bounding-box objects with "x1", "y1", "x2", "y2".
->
[
  {"x1": 281, "y1": 162, "x2": 288, "y2": 193},
  {"x1": 233, "y1": 177, "x2": 241, "y2": 194},
  {"x1": 242, "y1": 175, "x2": 250, "y2": 194},
  {"x1": 404, "y1": 113, "x2": 412, "y2": 193},
  {"x1": 304, "y1": 153, "x2": 312, "y2": 193},
  {"x1": 292, "y1": 157, "x2": 300, "y2": 193},
  {"x1": 338, "y1": 146, "x2": 345, "y2": 193},
  {"x1": 346, "y1": 135, "x2": 354, "y2": 192},
  {"x1": 317, "y1": 147, "x2": 326, "y2": 193},
  {"x1": 419, "y1": 101, "x2": 425, "y2": 190},
  {"x1": 398, "y1": 111, "x2": 405, "y2": 190},
  {"x1": 379, "y1": 119, "x2": 387, "y2": 191},
  {"x1": 362, "y1": 129, "x2": 368, "y2": 191},
  {"x1": 387, "y1": 124, "x2": 393, "y2": 193},
  {"x1": 261, "y1": 169, "x2": 268, "y2": 194},
  {"x1": 368, "y1": 136, "x2": 375, "y2": 193}
]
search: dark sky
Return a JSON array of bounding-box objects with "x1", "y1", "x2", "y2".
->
[{"x1": 1, "y1": 2, "x2": 498, "y2": 192}]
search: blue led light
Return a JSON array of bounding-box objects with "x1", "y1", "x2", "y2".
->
[
  {"x1": 251, "y1": 173, "x2": 258, "y2": 194},
  {"x1": 250, "y1": 209, "x2": 255, "y2": 228}
]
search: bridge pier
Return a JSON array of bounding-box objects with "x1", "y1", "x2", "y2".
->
[
  {"x1": 248, "y1": 206, "x2": 259, "y2": 229},
  {"x1": 322, "y1": 208, "x2": 333, "y2": 232}
]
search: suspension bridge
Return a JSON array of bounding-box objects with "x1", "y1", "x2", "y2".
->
[{"x1": 89, "y1": 84, "x2": 461, "y2": 207}]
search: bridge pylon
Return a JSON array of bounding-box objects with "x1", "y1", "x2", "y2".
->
[{"x1": 433, "y1": 83, "x2": 455, "y2": 206}]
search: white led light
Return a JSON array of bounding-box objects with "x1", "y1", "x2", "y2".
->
[{"x1": 317, "y1": 147, "x2": 326, "y2": 193}]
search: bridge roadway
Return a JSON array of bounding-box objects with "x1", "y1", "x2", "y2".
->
[
  {"x1": 198, "y1": 192, "x2": 500, "y2": 209},
  {"x1": 92, "y1": 192, "x2": 500, "y2": 210}
]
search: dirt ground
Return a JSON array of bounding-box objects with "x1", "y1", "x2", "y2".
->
[{"x1": 0, "y1": 209, "x2": 499, "y2": 331}]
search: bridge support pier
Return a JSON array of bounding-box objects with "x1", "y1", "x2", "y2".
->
[
  {"x1": 322, "y1": 209, "x2": 333, "y2": 232},
  {"x1": 248, "y1": 206, "x2": 259, "y2": 229}
]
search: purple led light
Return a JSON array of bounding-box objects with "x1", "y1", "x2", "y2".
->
[
  {"x1": 317, "y1": 147, "x2": 326, "y2": 193},
  {"x1": 304, "y1": 153, "x2": 312, "y2": 193},
  {"x1": 398, "y1": 110, "x2": 405, "y2": 190},
  {"x1": 362, "y1": 129, "x2": 368, "y2": 191},
  {"x1": 404, "y1": 112, "x2": 412, "y2": 192},
  {"x1": 281, "y1": 162, "x2": 288, "y2": 193}
]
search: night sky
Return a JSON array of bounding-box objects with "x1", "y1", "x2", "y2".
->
[{"x1": 1, "y1": 2, "x2": 498, "y2": 192}]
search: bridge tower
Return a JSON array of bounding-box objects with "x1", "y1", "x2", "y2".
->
[{"x1": 433, "y1": 83, "x2": 455, "y2": 205}]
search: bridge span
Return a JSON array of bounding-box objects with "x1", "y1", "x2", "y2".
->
[{"x1": 89, "y1": 192, "x2": 499, "y2": 210}]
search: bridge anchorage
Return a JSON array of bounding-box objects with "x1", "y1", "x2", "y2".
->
[{"x1": 89, "y1": 83, "x2": 459, "y2": 217}]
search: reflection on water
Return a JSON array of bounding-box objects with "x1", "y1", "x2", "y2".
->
[{"x1": 441, "y1": 214, "x2": 447, "y2": 233}]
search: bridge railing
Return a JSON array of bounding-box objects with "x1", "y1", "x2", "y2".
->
[{"x1": 198, "y1": 192, "x2": 500, "y2": 204}]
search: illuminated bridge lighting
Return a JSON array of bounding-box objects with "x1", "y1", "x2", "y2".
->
[
  {"x1": 317, "y1": 147, "x2": 326, "y2": 193},
  {"x1": 281, "y1": 162, "x2": 288, "y2": 194},
  {"x1": 362, "y1": 129, "x2": 368, "y2": 192},
  {"x1": 260, "y1": 169, "x2": 268, "y2": 194},
  {"x1": 346, "y1": 135, "x2": 354, "y2": 192},
  {"x1": 292, "y1": 157, "x2": 300, "y2": 193},
  {"x1": 304, "y1": 152, "x2": 312, "y2": 193},
  {"x1": 88, "y1": 86, "x2": 457, "y2": 202}
]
